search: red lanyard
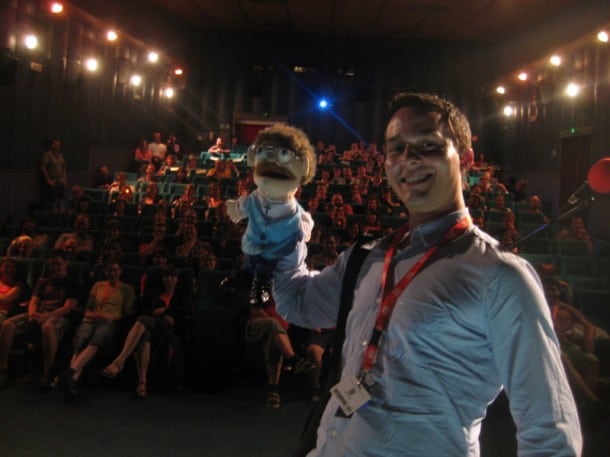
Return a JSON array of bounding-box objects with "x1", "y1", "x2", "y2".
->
[{"x1": 360, "y1": 216, "x2": 472, "y2": 377}]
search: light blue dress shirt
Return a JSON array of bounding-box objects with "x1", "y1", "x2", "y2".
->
[{"x1": 274, "y1": 209, "x2": 582, "y2": 457}]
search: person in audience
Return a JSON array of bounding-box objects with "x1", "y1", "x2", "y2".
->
[
  {"x1": 341, "y1": 221, "x2": 362, "y2": 248},
  {"x1": 271, "y1": 92, "x2": 581, "y2": 454},
  {"x1": 316, "y1": 169, "x2": 332, "y2": 187},
  {"x1": 202, "y1": 181, "x2": 224, "y2": 219},
  {"x1": 173, "y1": 167, "x2": 189, "y2": 184},
  {"x1": 362, "y1": 210, "x2": 382, "y2": 235},
  {"x1": 330, "y1": 167, "x2": 344, "y2": 185},
  {"x1": 490, "y1": 193, "x2": 510, "y2": 214},
  {"x1": 208, "y1": 137, "x2": 228, "y2": 155},
  {"x1": 174, "y1": 222, "x2": 206, "y2": 260},
  {"x1": 525, "y1": 195, "x2": 549, "y2": 223},
  {"x1": 148, "y1": 132, "x2": 167, "y2": 164},
  {"x1": 108, "y1": 171, "x2": 135, "y2": 203},
  {"x1": 326, "y1": 193, "x2": 353, "y2": 216},
  {"x1": 381, "y1": 187, "x2": 402, "y2": 210},
  {"x1": 99, "y1": 219, "x2": 132, "y2": 254},
  {"x1": 540, "y1": 272, "x2": 600, "y2": 408},
  {"x1": 166, "y1": 135, "x2": 182, "y2": 161},
  {"x1": 6, "y1": 235, "x2": 34, "y2": 258},
  {"x1": 342, "y1": 167, "x2": 355, "y2": 186},
  {"x1": 307, "y1": 196, "x2": 322, "y2": 214},
  {"x1": 314, "y1": 183, "x2": 328, "y2": 203},
  {"x1": 555, "y1": 215, "x2": 594, "y2": 255},
  {"x1": 172, "y1": 184, "x2": 198, "y2": 212},
  {"x1": 210, "y1": 202, "x2": 242, "y2": 239},
  {"x1": 102, "y1": 265, "x2": 188, "y2": 397},
  {"x1": 60, "y1": 257, "x2": 135, "y2": 400},
  {"x1": 134, "y1": 139, "x2": 152, "y2": 163},
  {"x1": 17, "y1": 218, "x2": 49, "y2": 252},
  {"x1": 138, "y1": 224, "x2": 169, "y2": 259},
  {"x1": 72, "y1": 195, "x2": 93, "y2": 216},
  {"x1": 207, "y1": 159, "x2": 238, "y2": 182},
  {"x1": 0, "y1": 258, "x2": 23, "y2": 326},
  {"x1": 349, "y1": 184, "x2": 364, "y2": 206},
  {"x1": 353, "y1": 165, "x2": 370, "y2": 187},
  {"x1": 245, "y1": 297, "x2": 315, "y2": 408},
  {"x1": 157, "y1": 154, "x2": 178, "y2": 177},
  {"x1": 54, "y1": 214, "x2": 96, "y2": 260},
  {"x1": 93, "y1": 165, "x2": 114, "y2": 189},
  {"x1": 140, "y1": 182, "x2": 162, "y2": 206},
  {"x1": 140, "y1": 250, "x2": 169, "y2": 297},
  {"x1": 137, "y1": 164, "x2": 157, "y2": 190},
  {"x1": 308, "y1": 235, "x2": 339, "y2": 269},
  {"x1": 513, "y1": 178, "x2": 528, "y2": 202},
  {"x1": 197, "y1": 251, "x2": 219, "y2": 274},
  {"x1": 40, "y1": 138, "x2": 67, "y2": 213},
  {"x1": 0, "y1": 250, "x2": 78, "y2": 390}
]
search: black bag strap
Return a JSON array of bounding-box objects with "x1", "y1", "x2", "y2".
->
[{"x1": 293, "y1": 236, "x2": 374, "y2": 457}]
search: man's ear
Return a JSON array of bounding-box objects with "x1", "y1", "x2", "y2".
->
[{"x1": 460, "y1": 148, "x2": 474, "y2": 170}]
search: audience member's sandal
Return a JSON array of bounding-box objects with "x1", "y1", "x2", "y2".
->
[
  {"x1": 102, "y1": 360, "x2": 123, "y2": 378},
  {"x1": 135, "y1": 382, "x2": 147, "y2": 399},
  {"x1": 266, "y1": 391, "x2": 281, "y2": 409}
]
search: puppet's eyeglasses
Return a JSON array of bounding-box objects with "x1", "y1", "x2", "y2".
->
[{"x1": 249, "y1": 145, "x2": 299, "y2": 164}]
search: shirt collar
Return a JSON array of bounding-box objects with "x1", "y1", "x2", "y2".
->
[{"x1": 409, "y1": 208, "x2": 470, "y2": 250}]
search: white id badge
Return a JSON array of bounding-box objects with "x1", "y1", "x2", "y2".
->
[{"x1": 330, "y1": 375, "x2": 371, "y2": 416}]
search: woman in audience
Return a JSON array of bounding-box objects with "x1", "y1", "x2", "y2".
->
[
  {"x1": 16, "y1": 218, "x2": 49, "y2": 252},
  {"x1": 140, "y1": 182, "x2": 162, "y2": 206},
  {"x1": 0, "y1": 258, "x2": 23, "y2": 326},
  {"x1": 6, "y1": 235, "x2": 34, "y2": 258},
  {"x1": 103, "y1": 264, "x2": 188, "y2": 397},
  {"x1": 362, "y1": 211, "x2": 382, "y2": 235},
  {"x1": 175, "y1": 222, "x2": 206, "y2": 260},
  {"x1": 139, "y1": 224, "x2": 169, "y2": 259}
]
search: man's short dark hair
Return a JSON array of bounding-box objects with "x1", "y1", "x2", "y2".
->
[
  {"x1": 388, "y1": 92, "x2": 472, "y2": 152},
  {"x1": 162, "y1": 264, "x2": 179, "y2": 277}
]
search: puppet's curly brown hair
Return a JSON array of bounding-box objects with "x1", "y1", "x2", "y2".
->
[{"x1": 248, "y1": 123, "x2": 316, "y2": 184}]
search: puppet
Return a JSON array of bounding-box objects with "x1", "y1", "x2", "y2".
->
[{"x1": 226, "y1": 124, "x2": 316, "y2": 306}]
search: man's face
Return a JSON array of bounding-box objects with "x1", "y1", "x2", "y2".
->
[
  {"x1": 252, "y1": 142, "x2": 307, "y2": 199},
  {"x1": 104, "y1": 264, "x2": 122, "y2": 283},
  {"x1": 75, "y1": 216, "x2": 89, "y2": 233},
  {"x1": 385, "y1": 106, "x2": 466, "y2": 215},
  {"x1": 48, "y1": 256, "x2": 67, "y2": 278}
]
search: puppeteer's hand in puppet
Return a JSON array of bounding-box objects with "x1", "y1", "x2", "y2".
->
[{"x1": 226, "y1": 124, "x2": 316, "y2": 307}]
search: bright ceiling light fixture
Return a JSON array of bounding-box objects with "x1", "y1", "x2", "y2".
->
[
  {"x1": 503, "y1": 105, "x2": 515, "y2": 117},
  {"x1": 598, "y1": 30, "x2": 609, "y2": 43},
  {"x1": 164, "y1": 87, "x2": 175, "y2": 98},
  {"x1": 147, "y1": 51, "x2": 159, "y2": 63},
  {"x1": 85, "y1": 58, "x2": 99, "y2": 72},
  {"x1": 496, "y1": 86, "x2": 506, "y2": 95},
  {"x1": 50, "y1": 2, "x2": 64, "y2": 14},
  {"x1": 130, "y1": 74, "x2": 142, "y2": 86},
  {"x1": 24, "y1": 34, "x2": 38, "y2": 50},
  {"x1": 549, "y1": 55, "x2": 561, "y2": 66},
  {"x1": 565, "y1": 83, "x2": 580, "y2": 97},
  {"x1": 517, "y1": 72, "x2": 528, "y2": 81},
  {"x1": 106, "y1": 30, "x2": 118, "y2": 42}
]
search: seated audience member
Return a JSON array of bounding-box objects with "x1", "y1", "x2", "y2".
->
[
  {"x1": 140, "y1": 250, "x2": 169, "y2": 297},
  {"x1": 513, "y1": 178, "x2": 528, "y2": 202},
  {"x1": 330, "y1": 166, "x2": 344, "y2": 185},
  {"x1": 306, "y1": 196, "x2": 322, "y2": 214},
  {"x1": 316, "y1": 169, "x2": 331, "y2": 187},
  {"x1": 16, "y1": 218, "x2": 50, "y2": 251},
  {"x1": 6, "y1": 235, "x2": 34, "y2": 258},
  {"x1": 0, "y1": 250, "x2": 78, "y2": 390},
  {"x1": 293, "y1": 325, "x2": 336, "y2": 402},
  {"x1": 98, "y1": 219, "x2": 133, "y2": 254},
  {"x1": 202, "y1": 181, "x2": 224, "y2": 218},
  {"x1": 341, "y1": 221, "x2": 361, "y2": 248},
  {"x1": 172, "y1": 184, "x2": 198, "y2": 212},
  {"x1": 308, "y1": 235, "x2": 339, "y2": 269},
  {"x1": 197, "y1": 251, "x2": 219, "y2": 274},
  {"x1": 72, "y1": 195, "x2": 93, "y2": 216},
  {"x1": 174, "y1": 223, "x2": 206, "y2": 260},
  {"x1": 489, "y1": 193, "x2": 511, "y2": 214},
  {"x1": 0, "y1": 258, "x2": 23, "y2": 325},
  {"x1": 140, "y1": 182, "x2": 162, "y2": 206},
  {"x1": 326, "y1": 193, "x2": 353, "y2": 216},
  {"x1": 210, "y1": 202, "x2": 242, "y2": 239},
  {"x1": 60, "y1": 258, "x2": 135, "y2": 400},
  {"x1": 138, "y1": 224, "x2": 169, "y2": 259},
  {"x1": 157, "y1": 154, "x2": 178, "y2": 177},
  {"x1": 525, "y1": 195, "x2": 550, "y2": 223},
  {"x1": 467, "y1": 192, "x2": 486, "y2": 217},
  {"x1": 54, "y1": 214, "x2": 96, "y2": 259},
  {"x1": 362, "y1": 211, "x2": 382, "y2": 235},
  {"x1": 353, "y1": 165, "x2": 370, "y2": 187},
  {"x1": 208, "y1": 137, "x2": 228, "y2": 155},
  {"x1": 148, "y1": 132, "x2": 167, "y2": 164},
  {"x1": 133, "y1": 139, "x2": 151, "y2": 163},
  {"x1": 93, "y1": 165, "x2": 114, "y2": 189},
  {"x1": 108, "y1": 171, "x2": 130, "y2": 200},
  {"x1": 349, "y1": 184, "x2": 364, "y2": 206},
  {"x1": 500, "y1": 227, "x2": 519, "y2": 253},
  {"x1": 342, "y1": 167, "x2": 355, "y2": 186},
  {"x1": 541, "y1": 273, "x2": 600, "y2": 407},
  {"x1": 173, "y1": 167, "x2": 190, "y2": 184},
  {"x1": 555, "y1": 215, "x2": 594, "y2": 256},
  {"x1": 102, "y1": 265, "x2": 188, "y2": 396},
  {"x1": 382, "y1": 187, "x2": 402, "y2": 210},
  {"x1": 472, "y1": 215, "x2": 485, "y2": 230},
  {"x1": 137, "y1": 164, "x2": 158, "y2": 189},
  {"x1": 245, "y1": 299, "x2": 315, "y2": 408},
  {"x1": 207, "y1": 159, "x2": 238, "y2": 182}
]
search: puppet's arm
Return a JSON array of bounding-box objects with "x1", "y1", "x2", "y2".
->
[{"x1": 226, "y1": 195, "x2": 249, "y2": 223}]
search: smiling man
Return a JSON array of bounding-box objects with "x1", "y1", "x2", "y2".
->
[{"x1": 273, "y1": 92, "x2": 581, "y2": 456}]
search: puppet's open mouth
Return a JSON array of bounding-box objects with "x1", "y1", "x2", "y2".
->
[{"x1": 256, "y1": 163, "x2": 296, "y2": 180}]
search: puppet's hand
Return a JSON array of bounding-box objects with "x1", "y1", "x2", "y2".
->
[{"x1": 226, "y1": 199, "x2": 243, "y2": 223}]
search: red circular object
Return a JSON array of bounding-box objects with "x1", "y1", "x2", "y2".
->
[{"x1": 588, "y1": 158, "x2": 610, "y2": 194}]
